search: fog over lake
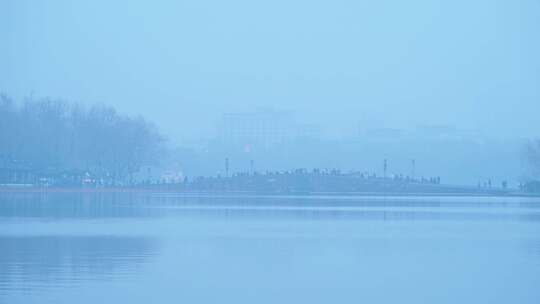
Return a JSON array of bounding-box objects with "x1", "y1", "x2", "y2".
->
[
  {"x1": 2, "y1": 0, "x2": 540, "y2": 184},
  {"x1": 1, "y1": 1, "x2": 540, "y2": 303}
]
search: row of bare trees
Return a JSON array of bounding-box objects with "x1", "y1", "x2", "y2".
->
[{"x1": 0, "y1": 95, "x2": 165, "y2": 184}]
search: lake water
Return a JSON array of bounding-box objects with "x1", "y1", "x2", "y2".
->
[{"x1": 1, "y1": 192, "x2": 539, "y2": 303}]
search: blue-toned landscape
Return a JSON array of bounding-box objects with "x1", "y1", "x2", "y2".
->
[
  {"x1": 2, "y1": 0, "x2": 540, "y2": 302},
  {"x1": 1, "y1": 192, "x2": 539, "y2": 303}
]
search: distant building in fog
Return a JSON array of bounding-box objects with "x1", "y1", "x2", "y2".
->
[
  {"x1": 218, "y1": 109, "x2": 321, "y2": 149},
  {"x1": 357, "y1": 124, "x2": 484, "y2": 142},
  {"x1": 360, "y1": 128, "x2": 405, "y2": 140}
]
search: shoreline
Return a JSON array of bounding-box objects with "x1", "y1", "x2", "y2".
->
[{"x1": 0, "y1": 186, "x2": 537, "y2": 198}]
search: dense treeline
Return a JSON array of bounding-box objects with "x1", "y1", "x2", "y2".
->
[{"x1": 0, "y1": 95, "x2": 164, "y2": 184}]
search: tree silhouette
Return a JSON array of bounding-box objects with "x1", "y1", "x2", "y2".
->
[{"x1": 0, "y1": 95, "x2": 165, "y2": 185}]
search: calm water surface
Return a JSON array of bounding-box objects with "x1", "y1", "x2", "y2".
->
[{"x1": 1, "y1": 192, "x2": 539, "y2": 303}]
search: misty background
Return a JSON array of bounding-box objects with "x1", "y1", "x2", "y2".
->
[{"x1": 1, "y1": 0, "x2": 539, "y2": 185}]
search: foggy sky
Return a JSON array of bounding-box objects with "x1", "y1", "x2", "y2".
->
[{"x1": 2, "y1": 0, "x2": 539, "y2": 141}]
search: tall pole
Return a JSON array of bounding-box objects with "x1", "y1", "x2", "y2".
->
[
  {"x1": 225, "y1": 157, "x2": 229, "y2": 177},
  {"x1": 383, "y1": 159, "x2": 387, "y2": 179}
]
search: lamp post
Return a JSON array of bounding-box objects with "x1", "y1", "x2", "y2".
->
[{"x1": 383, "y1": 159, "x2": 387, "y2": 179}]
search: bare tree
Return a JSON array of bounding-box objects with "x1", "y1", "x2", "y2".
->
[
  {"x1": 0, "y1": 95, "x2": 166, "y2": 185},
  {"x1": 0, "y1": 94, "x2": 18, "y2": 161}
]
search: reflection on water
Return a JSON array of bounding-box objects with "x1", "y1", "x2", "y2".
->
[
  {"x1": 0, "y1": 192, "x2": 539, "y2": 304},
  {"x1": 0, "y1": 236, "x2": 157, "y2": 295},
  {"x1": 0, "y1": 192, "x2": 157, "y2": 219},
  {"x1": 1, "y1": 192, "x2": 540, "y2": 222}
]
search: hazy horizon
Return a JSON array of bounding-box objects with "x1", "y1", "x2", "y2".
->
[{"x1": 2, "y1": 0, "x2": 539, "y2": 142}]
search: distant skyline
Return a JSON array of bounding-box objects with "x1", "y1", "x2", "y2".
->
[{"x1": 2, "y1": 0, "x2": 539, "y2": 142}]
